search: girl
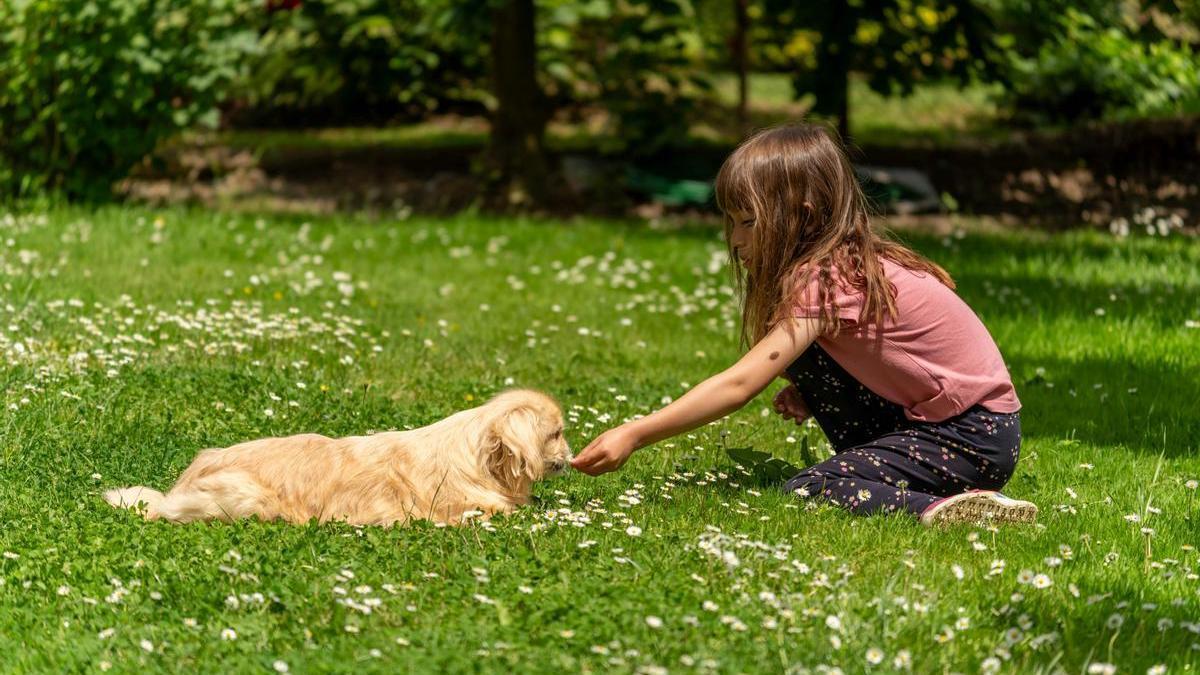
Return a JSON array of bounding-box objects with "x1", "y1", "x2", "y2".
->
[{"x1": 570, "y1": 124, "x2": 1037, "y2": 525}]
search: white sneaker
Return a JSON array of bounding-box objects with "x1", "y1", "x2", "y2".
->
[{"x1": 920, "y1": 490, "x2": 1038, "y2": 526}]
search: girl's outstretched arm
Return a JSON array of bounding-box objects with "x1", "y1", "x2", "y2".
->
[{"x1": 571, "y1": 317, "x2": 819, "y2": 476}]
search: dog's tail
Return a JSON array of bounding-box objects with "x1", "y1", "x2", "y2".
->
[{"x1": 104, "y1": 486, "x2": 165, "y2": 519}]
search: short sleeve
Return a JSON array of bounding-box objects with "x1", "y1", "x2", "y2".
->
[{"x1": 790, "y1": 267, "x2": 861, "y2": 322}]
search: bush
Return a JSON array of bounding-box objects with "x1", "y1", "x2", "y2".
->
[
  {"x1": 541, "y1": 0, "x2": 709, "y2": 155},
  {"x1": 226, "y1": 0, "x2": 489, "y2": 128},
  {"x1": 1002, "y1": 10, "x2": 1200, "y2": 124},
  {"x1": 232, "y1": 0, "x2": 708, "y2": 154},
  {"x1": 0, "y1": 0, "x2": 259, "y2": 200}
]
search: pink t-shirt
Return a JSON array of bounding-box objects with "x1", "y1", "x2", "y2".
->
[{"x1": 791, "y1": 259, "x2": 1020, "y2": 422}]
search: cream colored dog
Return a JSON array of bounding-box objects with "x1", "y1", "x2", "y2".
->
[{"x1": 104, "y1": 390, "x2": 571, "y2": 526}]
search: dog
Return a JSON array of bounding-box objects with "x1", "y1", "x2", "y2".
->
[{"x1": 104, "y1": 389, "x2": 571, "y2": 526}]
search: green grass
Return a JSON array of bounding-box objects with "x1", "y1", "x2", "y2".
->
[
  {"x1": 201, "y1": 120, "x2": 604, "y2": 166},
  {"x1": 207, "y1": 74, "x2": 1006, "y2": 161},
  {"x1": 709, "y1": 73, "x2": 1006, "y2": 146},
  {"x1": 710, "y1": 72, "x2": 802, "y2": 107},
  {"x1": 847, "y1": 80, "x2": 1007, "y2": 147},
  {"x1": 217, "y1": 124, "x2": 489, "y2": 153},
  {"x1": 0, "y1": 206, "x2": 1197, "y2": 673}
]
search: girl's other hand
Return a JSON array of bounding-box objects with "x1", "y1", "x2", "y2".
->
[
  {"x1": 570, "y1": 426, "x2": 638, "y2": 476},
  {"x1": 773, "y1": 384, "x2": 810, "y2": 425}
]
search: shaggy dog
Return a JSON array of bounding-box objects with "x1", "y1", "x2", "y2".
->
[{"x1": 104, "y1": 390, "x2": 570, "y2": 526}]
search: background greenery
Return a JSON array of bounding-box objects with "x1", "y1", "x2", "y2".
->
[
  {"x1": 3, "y1": 0, "x2": 1199, "y2": 202},
  {"x1": 0, "y1": 0, "x2": 259, "y2": 200}
]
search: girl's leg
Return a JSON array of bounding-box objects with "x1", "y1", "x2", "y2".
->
[
  {"x1": 784, "y1": 343, "x2": 909, "y2": 451},
  {"x1": 786, "y1": 444, "x2": 946, "y2": 515},
  {"x1": 784, "y1": 408, "x2": 1022, "y2": 516}
]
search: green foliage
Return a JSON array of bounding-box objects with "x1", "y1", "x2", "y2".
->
[
  {"x1": 1002, "y1": 9, "x2": 1200, "y2": 123},
  {"x1": 230, "y1": 0, "x2": 489, "y2": 126},
  {"x1": 743, "y1": 0, "x2": 995, "y2": 123},
  {"x1": 540, "y1": 0, "x2": 710, "y2": 155},
  {"x1": 980, "y1": 0, "x2": 1123, "y2": 49},
  {"x1": 0, "y1": 0, "x2": 259, "y2": 200},
  {"x1": 724, "y1": 446, "x2": 804, "y2": 484},
  {"x1": 233, "y1": 0, "x2": 709, "y2": 153}
]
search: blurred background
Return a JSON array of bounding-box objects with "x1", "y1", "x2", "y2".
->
[{"x1": 2, "y1": 0, "x2": 1198, "y2": 231}]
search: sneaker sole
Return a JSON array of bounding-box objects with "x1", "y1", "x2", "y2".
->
[{"x1": 923, "y1": 492, "x2": 1038, "y2": 526}]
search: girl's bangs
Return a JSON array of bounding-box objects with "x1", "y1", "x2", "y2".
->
[{"x1": 714, "y1": 151, "x2": 756, "y2": 218}]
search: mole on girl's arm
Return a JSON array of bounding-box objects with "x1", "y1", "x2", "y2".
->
[{"x1": 769, "y1": 351, "x2": 779, "y2": 360}]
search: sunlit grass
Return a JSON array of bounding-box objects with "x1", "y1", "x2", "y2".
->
[{"x1": 0, "y1": 205, "x2": 1196, "y2": 673}]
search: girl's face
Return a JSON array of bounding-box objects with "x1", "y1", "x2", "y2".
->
[{"x1": 727, "y1": 209, "x2": 755, "y2": 266}]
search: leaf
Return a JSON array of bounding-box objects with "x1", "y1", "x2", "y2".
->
[
  {"x1": 196, "y1": 108, "x2": 220, "y2": 130},
  {"x1": 798, "y1": 434, "x2": 820, "y2": 467},
  {"x1": 725, "y1": 446, "x2": 803, "y2": 485},
  {"x1": 725, "y1": 446, "x2": 770, "y2": 466},
  {"x1": 761, "y1": 457, "x2": 803, "y2": 482}
]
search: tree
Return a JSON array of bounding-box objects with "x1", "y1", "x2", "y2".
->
[
  {"x1": 756, "y1": 0, "x2": 996, "y2": 140},
  {"x1": 232, "y1": 0, "x2": 489, "y2": 127},
  {"x1": 484, "y1": 0, "x2": 554, "y2": 207},
  {"x1": 540, "y1": 0, "x2": 707, "y2": 155},
  {"x1": 732, "y1": 0, "x2": 750, "y2": 132},
  {"x1": 478, "y1": 0, "x2": 707, "y2": 206}
]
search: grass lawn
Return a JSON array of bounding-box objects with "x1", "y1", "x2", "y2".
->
[
  {"x1": 0, "y1": 205, "x2": 1197, "y2": 673},
  {"x1": 207, "y1": 74, "x2": 1007, "y2": 161},
  {"x1": 708, "y1": 74, "x2": 1007, "y2": 147}
]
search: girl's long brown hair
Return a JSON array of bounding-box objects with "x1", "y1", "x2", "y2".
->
[{"x1": 715, "y1": 124, "x2": 954, "y2": 347}]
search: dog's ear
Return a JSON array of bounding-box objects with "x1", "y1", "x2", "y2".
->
[{"x1": 484, "y1": 405, "x2": 543, "y2": 485}]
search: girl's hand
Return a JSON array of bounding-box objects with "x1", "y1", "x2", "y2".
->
[
  {"x1": 570, "y1": 426, "x2": 638, "y2": 476},
  {"x1": 773, "y1": 384, "x2": 810, "y2": 425}
]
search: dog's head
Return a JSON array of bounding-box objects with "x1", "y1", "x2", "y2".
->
[{"x1": 481, "y1": 389, "x2": 571, "y2": 492}]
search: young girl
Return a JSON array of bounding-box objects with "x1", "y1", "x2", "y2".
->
[{"x1": 570, "y1": 124, "x2": 1037, "y2": 525}]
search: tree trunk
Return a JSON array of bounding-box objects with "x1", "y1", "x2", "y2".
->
[
  {"x1": 816, "y1": 0, "x2": 854, "y2": 140},
  {"x1": 826, "y1": 0, "x2": 851, "y2": 141},
  {"x1": 835, "y1": 75, "x2": 849, "y2": 142},
  {"x1": 485, "y1": 0, "x2": 551, "y2": 208},
  {"x1": 733, "y1": 0, "x2": 749, "y2": 135}
]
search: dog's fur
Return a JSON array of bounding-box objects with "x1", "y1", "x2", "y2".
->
[{"x1": 104, "y1": 390, "x2": 571, "y2": 526}]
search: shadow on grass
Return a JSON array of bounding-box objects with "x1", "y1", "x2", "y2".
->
[{"x1": 1006, "y1": 355, "x2": 1199, "y2": 458}]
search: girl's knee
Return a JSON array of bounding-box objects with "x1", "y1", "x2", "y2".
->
[
  {"x1": 976, "y1": 444, "x2": 1019, "y2": 490},
  {"x1": 979, "y1": 461, "x2": 1016, "y2": 491}
]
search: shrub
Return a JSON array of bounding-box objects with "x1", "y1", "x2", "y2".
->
[
  {"x1": 0, "y1": 0, "x2": 259, "y2": 200},
  {"x1": 232, "y1": 0, "x2": 708, "y2": 154},
  {"x1": 541, "y1": 0, "x2": 709, "y2": 155},
  {"x1": 226, "y1": 0, "x2": 488, "y2": 128},
  {"x1": 1002, "y1": 10, "x2": 1200, "y2": 124}
]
